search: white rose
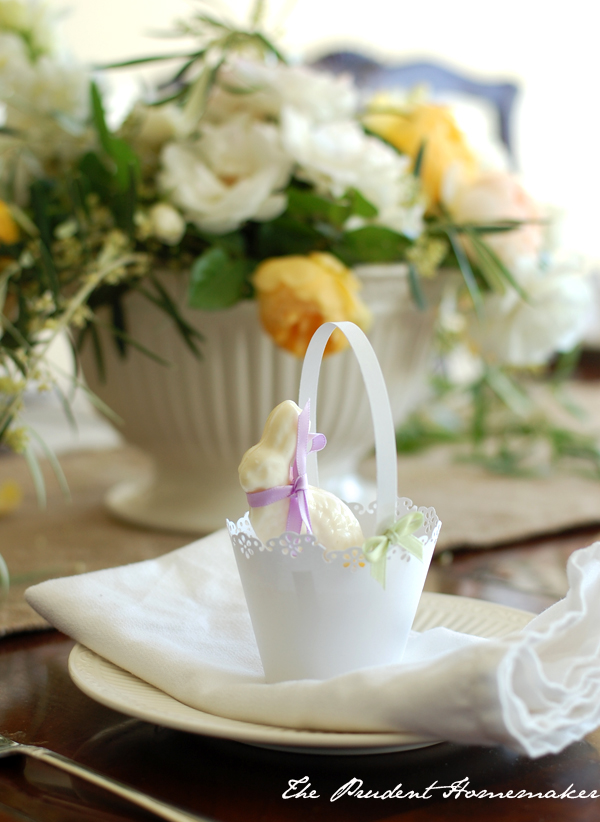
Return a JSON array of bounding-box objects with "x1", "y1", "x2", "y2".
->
[
  {"x1": 149, "y1": 203, "x2": 186, "y2": 245},
  {"x1": 0, "y1": 30, "x2": 29, "y2": 95},
  {"x1": 125, "y1": 103, "x2": 185, "y2": 152},
  {"x1": 0, "y1": 0, "x2": 55, "y2": 58},
  {"x1": 0, "y1": 28, "x2": 88, "y2": 126},
  {"x1": 467, "y1": 259, "x2": 593, "y2": 367},
  {"x1": 206, "y1": 58, "x2": 359, "y2": 124},
  {"x1": 281, "y1": 106, "x2": 423, "y2": 237},
  {"x1": 158, "y1": 114, "x2": 292, "y2": 234},
  {"x1": 0, "y1": 32, "x2": 91, "y2": 200}
]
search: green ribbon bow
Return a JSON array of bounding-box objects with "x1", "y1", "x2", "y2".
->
[{"x1": 362, "y1": 511, "x2": 425, "y2": 588}]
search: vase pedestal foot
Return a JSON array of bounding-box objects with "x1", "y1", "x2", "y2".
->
[{"x1": 105, "y1": 473, "x2": 248, "y2": 535}]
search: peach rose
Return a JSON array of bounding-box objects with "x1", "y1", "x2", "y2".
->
[
  {"x1": 252, "y1": 252, "x2": 372, "y2": 357},
  {"x1": 364, "y1": 102, "x2": 477, "y2": 210},
  {"x1": 447, "y1": 171, "x2": 543, "y2": 269}
]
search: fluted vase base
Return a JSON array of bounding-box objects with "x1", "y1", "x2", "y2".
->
[{"x1": 82, "y1": 265, "x2": 442, "y2": 535}]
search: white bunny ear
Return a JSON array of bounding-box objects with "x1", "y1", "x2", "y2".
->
[
  {"x1": 238, "y1": 401, "x2": 301, "y2": 492},
  {"x1": 260, "y1": 400, "x2": 301, "y2": 455}
]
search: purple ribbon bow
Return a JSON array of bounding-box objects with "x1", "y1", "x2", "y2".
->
[{"x1": 246, "y1": 401, "x2": 326, "y2": 534}]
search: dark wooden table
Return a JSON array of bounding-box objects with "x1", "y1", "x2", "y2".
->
[{"x1": 2, "y1": 524, "x2": 600, "y2": 822}]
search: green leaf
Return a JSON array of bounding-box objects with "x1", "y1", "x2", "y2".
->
[
  {"x1": 362, "y1": 125, "x2": 407, "y2": 159},
  {"x1": 136, "y1": 277, "x2": 204, "y2": 357},
  {"x1": 38, "y1": 240, "x2": 60, "y2": 299},
  {"x1": 30, "y1": 180, "x2": 53, "y2": 248},
  {"x1": 551, "y1": 345, "x2": 582, "y2": 384},
  {"x1": 88, "y1": 322, "x2": 106, "y2": 384},
  {"x1": 78, "y1": 151, "x2": 113, "y2": 193},
  {"x1": 90, "y1": 81, "x2": 113, "y2": 156},
  {"x1": 408, "y1": 263, "x2": 427, "y2": 310},
  {"x1": 468, "y1": 231, "x2": 528, "y2": 301},
  {"x1": 251, "y1": 31, "x2": 287, "y2": 63},
  {"x1": 0, "y1": 552, "x2": 8, "y2": 600},
  {"x1": 67, "y1": 173, "x2": 90, "y2": 227},
  {"x1": 0, "y1": 313, "x2": 30, "y2": 351},
  {"x1": 98, "y1": 52, "x2": 199, "y2": 70},
  {"x1": 24, "y1": 445, "x2": 46, "y2": 508},
  {"x1": 90, "y1": 315, "x2": 170, "y2": 366},
  {"x1": 63, "y1": 358, "x2": 122, "y2": 425},
  {"x1": 148, "y1": 88, "x2": 187, "y2": 107},
  {"x1": 180, "y1": 59, "x2": 224, "y2": 131},
  {"x1": 333, "y1": 226, "x2": 411, "y2": 265},
  {"x1": 396, "y1": 413, "x2": 461, "y2": 453},
  {"x1": 188, "y1": 247, "x2": 251, "y2": 310},
  {"x1": 192, "y1": 227, "x2": 246, "y2": 258},
  {"x1": 446, "y1": 228, "x2": 482, "y2": 312},
  {"x1": 108, "y1": 139, "x2": 140, "y2": 193},
  {"x1": 252, "y1": 217, "x2": 323, "y2": 258},
  {"x1": 3, "y1": 348, "x2": 27, "y2": 377},
  {"x1": 250, "y1": 0, "x2": 266, "y2": 27},
  {"x1": 111, "y1": 297, "x2": 126, "y2": 357},
  {"x1": 463, "y1": 220, "x2": 525, "y2": 234},
  {"x1": 465, "y1": 230, "x2": 505, "y2": 294},
  {"x1": 348, "y1": 188, "x2": 378, "y2": 219},
  {"x1": 89, "y1": 82, "x2": 140, "y2": 195},
  {"x1": 484, "y1": 367, "x2": 533, "y2": 417},
  {"x1": 413, "y1": 141, "x2": 426, "y2": 178},
  {"x1": 163, "y1": 51, "x2": 207, "y2": 87},
  {"x1": 52, "y1": 381, "x2": 78, "y2": 433},
  {"x1": 286, "y1": 187, "x2": 347, "y2": 226},
  {"x1": 118, "y1": 160, "x2": 137, "y2": 236},
  {"x1": 193, "y1": 12, "x2": 232, "y2": 32},
  {"x1": 430, "y1": 219, "x2": 525, "y2": 236},
  {"x1": 27, "y1": 428, "x2": 71, "y2": 503}
]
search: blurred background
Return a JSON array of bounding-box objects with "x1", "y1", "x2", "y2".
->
[{"x1": 56, "y1": 0, "x2": 600, "y2": 262}]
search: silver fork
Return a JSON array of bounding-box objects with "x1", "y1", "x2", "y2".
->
[{"x1": 0, "y1": 733, "x2": 210, "y2": 822}]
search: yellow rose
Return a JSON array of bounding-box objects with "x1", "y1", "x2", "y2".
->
[
  {"x1": 0, "y1": 201, "x2": 19, "y2": 279},
  {"x1": 252, "y1": 252, "x2": 372, "y2": 357},
  {"x1": 0, "y1": 201, "x2": 19, "y2": 245},
  {"x1": 365, "y1": 102, "x2": 477, "y2": 210}
]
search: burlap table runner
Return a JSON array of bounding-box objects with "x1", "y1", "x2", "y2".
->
[{"x1": 0, "y1": 448, "x2": 186, "y2": 636}]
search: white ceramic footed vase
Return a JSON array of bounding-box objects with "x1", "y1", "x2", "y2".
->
[{"x1": 80, "y1": 265, "x2": 443, "y2": 533}]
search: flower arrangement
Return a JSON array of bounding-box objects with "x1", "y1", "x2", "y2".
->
[{"x1": 0, "y1": 0, "x2": 594, "y2": 475}]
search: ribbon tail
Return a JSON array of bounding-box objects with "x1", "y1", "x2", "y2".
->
[
  {"x1": 362, "y1": 535, "x2": 389, "y2": 589},
  {"x1": 299, "y1": 490, "x2": 313, "y2": 534},
  {"x1": 287, "y1": 488, "x2": 313, "y2": 534},
  {"x1": 400, "y1": 534, "x2": 424, "y2": 561},
  {"x1": 286, "y1": 495, "x2": 303, "y2": 534}
]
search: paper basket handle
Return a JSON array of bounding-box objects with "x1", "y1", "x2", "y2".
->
[{"x1": 298, "y1": 322, "x2": 398, "y2": 532}]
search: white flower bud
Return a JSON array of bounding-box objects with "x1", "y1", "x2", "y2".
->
[{"x1": 149, "y1": 203, "x2": 186, "y2": 246}]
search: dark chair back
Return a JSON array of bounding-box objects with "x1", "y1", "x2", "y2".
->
[{"x1": 311, "y1": 51, "x2": 518, "y2": 161}]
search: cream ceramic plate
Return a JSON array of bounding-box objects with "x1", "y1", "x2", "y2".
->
[{"x1": 68, "y1": 592, "x2": 534, "y2": 755}]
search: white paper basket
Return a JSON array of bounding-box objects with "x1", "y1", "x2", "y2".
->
[{"x1": 227, "y1": 322, "x2": 441, "y2": 682}]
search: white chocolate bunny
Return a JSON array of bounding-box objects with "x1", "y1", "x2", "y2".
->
[{"x1": 239, "y1": 400, "x2": 364, "y2": 553}]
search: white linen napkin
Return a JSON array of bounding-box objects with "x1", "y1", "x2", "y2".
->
[{"x1": 26, "y1": 530, "x2": 600, "y2": 758}]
